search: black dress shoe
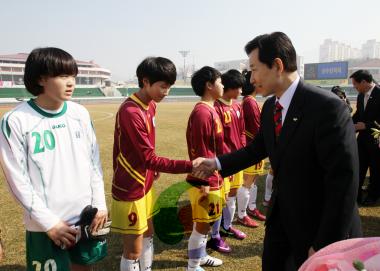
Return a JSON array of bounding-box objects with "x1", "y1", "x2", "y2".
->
[{"x1": 362, "y1": 196, "x2": 378, "y2": 206}]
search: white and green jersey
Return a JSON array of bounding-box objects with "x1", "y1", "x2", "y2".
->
[{"x1": 0, "y1": 99, "x2": 107, "y2": 232}]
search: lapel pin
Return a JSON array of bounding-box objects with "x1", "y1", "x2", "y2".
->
[{"x1": 293, "y1": 117, "x2": 298, "y2": 122}]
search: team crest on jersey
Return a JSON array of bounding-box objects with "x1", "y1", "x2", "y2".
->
[
  {"x1": 215, "y1": 119, "x2": 222, "y2": 133},
  {"x1": 52, "y1": 123, "x2": 66, "y2": 129}
]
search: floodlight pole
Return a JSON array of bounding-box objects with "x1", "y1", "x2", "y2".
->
[{"x1": 178, "y1": 50, "x2": 190, "y2": 82}]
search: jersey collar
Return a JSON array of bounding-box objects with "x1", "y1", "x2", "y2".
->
[
  {"x1": 27, "y1": 99, "x2": 67, "y2": 118},
  {"x1": 130, "y1": 93, "x2": 149, "y2": 110}
]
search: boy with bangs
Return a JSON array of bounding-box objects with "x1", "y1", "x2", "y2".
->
[
  {"x1": 186, "y1": 66, "x2": 225, "y2": 271},
  {"x1": 212, "y1": 70, "x2": 253, "y2": 247},
  {"x1": 111, "y1": 57, "x2": 201, "y2": 271},
  {"x1": 0, "y1": 47, "x2": 108, "y2": 271},
  {"x1": 240, "y1": 70, "x2": 268, "y2": 224}
]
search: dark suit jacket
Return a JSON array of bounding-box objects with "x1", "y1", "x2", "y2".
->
[
  {"x1": 352, "y1": 85, "x2": 380, "y2": 145},
  {"x1": 218, "y1": 80, "x2": 361, "y2": 251}
]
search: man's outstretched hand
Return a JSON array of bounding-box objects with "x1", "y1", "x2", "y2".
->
[{"x1": 192, "y1": 158, "x2": 218, "y2": 179}]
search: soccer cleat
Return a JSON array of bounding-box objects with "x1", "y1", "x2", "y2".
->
[
  {"x1": 200, "y1": 255, "x2": 223, "y2": 267},
  {"x1": 221, "y1": 226, "x2": 246, "y2": 240},
  {"x1": 206, "y1": 237, "x2": 231, "y2": 253},
  {"x1": 237, "y1": 215, "x2": 259, "y2": 228},
  {"x1": 247, "y1": 208, "x2": 266, "y2": 221},
  {"x1": 75, "y1": 205, "x2": 111, "y2": 241},
  {"x1": 219, "y1": 226, "x2": 235, "y2": 237}
]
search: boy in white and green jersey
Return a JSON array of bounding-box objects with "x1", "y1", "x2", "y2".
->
[{"x1": 0, "y1": 48, "x2": 108, "y2": 271}]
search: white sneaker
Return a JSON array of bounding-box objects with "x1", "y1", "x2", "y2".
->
[{"x1": 200, "y1": 255, "x2": 223, "y2": 266}]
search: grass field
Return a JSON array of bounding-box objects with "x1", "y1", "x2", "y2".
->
[{"x1": 0, "y1": 101, "x2": 379, "y2": 271}]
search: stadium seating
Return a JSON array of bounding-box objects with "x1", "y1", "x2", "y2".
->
[
  {"x1": 72, "y1": 88, "x2": 105, "y2": 97},
  {"x1": 117, "y1": 87, "x2": 195, "y2": 97},
  {"x1": 0, "y1": 88, "x2": 33, "y2": 98},
  {"x1": 116, "y1": 88, "x2": 129, "y2": 96},
  {"x1": 0, "y1": 87, "x2": 105, "y2": 98}
]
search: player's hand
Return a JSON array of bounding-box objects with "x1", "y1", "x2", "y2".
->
[
  {"x1": 90, "y1": 210, "x2": 108, "y2": 234},
  {"x1": 47, "y1": 221, "x2": 78, "y2": 248},
  {"x1": 354, "y1": 122, "x2": 366, "y2": 131},
  {"x1": 198, "y1": 185, "x2": 210, "y2": 203},
  {"x1": 192, "y1": 158, "x2": 217, "y2": 179},
  {"x1": 192, "y1": 157, "x2": 205, "y2": 168}
]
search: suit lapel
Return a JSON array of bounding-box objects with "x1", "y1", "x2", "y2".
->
[{"x1": 272, "y1": 81, "x2": 305, "y2": 171}]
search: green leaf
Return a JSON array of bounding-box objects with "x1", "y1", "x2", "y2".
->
[{"x1": 353, "y1": 260, "x2": 365, "y2": 270}]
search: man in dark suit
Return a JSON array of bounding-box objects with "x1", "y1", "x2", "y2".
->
[
  {"x1": 194, "y1": 32, "x2": 362, "y2": 270},
  {"x1": 351, "y1": 70, "x2": 380, "y2": 206}
]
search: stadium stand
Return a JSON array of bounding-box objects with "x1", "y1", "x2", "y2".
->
[
  {"x1": 0, "y1": 87, "x2": 105, "y2": 98},
  {"x1": 116, "y1": 88, "x2": 129, "y2": 96},
  {"x1": 116, "y1": 87, "x2": 195, "y2": 97},
  {"x1": 72, "y1": 88, "x2": 105, "y2": 97},
  {"x1": 0, "y1": 88, "x2": 33, "y2": 98}
]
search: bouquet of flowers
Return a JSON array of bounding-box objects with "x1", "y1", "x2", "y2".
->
[{"x1": 371, "y1": 121, "x2": 380, "y2": 147}]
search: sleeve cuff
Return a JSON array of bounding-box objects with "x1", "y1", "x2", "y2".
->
[{"x1": 215, "y1": 158, "x2": 222, "y2": 170}]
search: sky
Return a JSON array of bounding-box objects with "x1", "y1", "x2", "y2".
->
[{"x1": 1, "y1": 0, "x2": 379, "y2": 81}]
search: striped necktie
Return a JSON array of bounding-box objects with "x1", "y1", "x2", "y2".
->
[{"x1": 274, "y1": 101, "x2": 283, "y2": 139}]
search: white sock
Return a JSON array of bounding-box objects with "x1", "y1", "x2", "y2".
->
[
  {"x1": 222, "y1": 196, "x2": 236, "y2": 229},
  {"x1": 140, "y1": 236, "x2": 153, "y2": 271},
  {"x1": 188, "y1": 227, "x2": 207, "y2": 270},
  {"x1": 211, "y1": 218, "x2": 221, "y2": 239},
  {"x1": 237, "y1": 186, "x2": 250, "y2": 219},
  {"x1": 120, "y1": 256, "x2": 140, "y2": 271},
  {"x1": 265, "y1": 173, "x2": 273, "y2": 201},
  {"x1": 248, "y1": 184, "x2": 258, "y2": 210}
]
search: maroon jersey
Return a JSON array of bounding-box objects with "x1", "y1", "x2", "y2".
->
[
  {"x1": 241, "y1": 96, "x2": 261, "y2": 144},
  {"x1": 186, "y1": 102, "x2": 224, "y2": 190},
  {"x1": 112, "y1": 93, "x2": 192, "y2": 201},
  {"x1": 214, "y1": 99, "x2": 246, "y2": 152}
]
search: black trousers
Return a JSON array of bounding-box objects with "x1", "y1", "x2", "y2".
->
[
  {"x1": 358, "y1": 139, "x2": 380, "y2": 199},
  {"x1": 262, "y1": 208, "x2": 308, "y2": 271}
]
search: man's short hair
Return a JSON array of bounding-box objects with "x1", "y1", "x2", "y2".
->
[
  {"x1": 349, "y1": 69, "x2": 373, "y2": 83},
  {"x1": 221, "y1": 69, "x2": 245, "y2": 92},
  {"x1": 244, "y1": 32, "x2": 298, "y2": 72},
  {"x1": 241, "y1": 69, "x2": 255, "y2": 96},
  {"x1": 24, "y1": 47, "x2": 78, "y2": 96},
  {"x1": 136, "y1": 57, "x2": 177, "y2": 88},
  {"x1": 331, "y1": 85, "x2": 346, "y2": 99},
  {"x1": 191, "y1": 66, "x2": 221, "y2": 97}
]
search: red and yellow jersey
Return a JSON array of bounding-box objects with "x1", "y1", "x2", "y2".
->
[
  {"x1": 214, "y1": 99, "x2": 246, "y2": 152},
  {"x1": 241, "y1": 96, "x2": 261, "y2": 144},
  {"x1": 112, "y1": 93, "x2": 192, "y2": 201},
  {"x1": 186, "y1": 102, "x2": 224, "y2": 190}
]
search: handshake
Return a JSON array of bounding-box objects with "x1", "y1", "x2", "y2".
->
[{"x1": 190, "y1": 157, "x2": 219, "y2": 179}]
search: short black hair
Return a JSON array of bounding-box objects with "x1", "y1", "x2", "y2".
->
[
  {"x1": 221, "y1": 69, "x2": 245, "y2": 93},
  {"x1": 191, "y1": 66, "x2": 221, "y2": 97},
  {"x1": 331, "y1": 85, "x2": 346, "y2": 98},
  {"x1": 349, "y1": 69, "x2": 373, "y2": 83},
  {"x1": 24, "y1": 47, "x2": 78, "y2": 96},
  {"x1": 136, "y1": 57, "x2": 176, "y2": 88},
  {"x1": 241, "y1": 69, "x2": 255, "y2": 96},
  {"x1": 245, "y1": 32, "x2": 297, "y2": 72}
]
